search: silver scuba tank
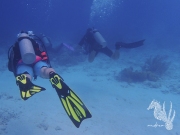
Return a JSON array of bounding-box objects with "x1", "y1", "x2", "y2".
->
[
  {"x1": 41, "y1": 34, "x2": 52, "y2": 48},
  {"x1": 18, "y1": 33, "x2": 36, "y2": 64},
  {"x1": 93, "y1": 29, "x2": 107, "y2": 48}
]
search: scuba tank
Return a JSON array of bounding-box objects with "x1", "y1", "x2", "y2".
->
[
  {"x1": 8, "y1": 45, "x2": 15, "y2": 72},
  {"x1": 29, "y1": 32, "x2": 52, "y2": 68},
  {"x1": 40, "y1": 34, "x2": 52, "y2": 49},
  {"x1": 18, "y1": 33, "x2": 36, "y2": 64},
  {"x1": 92, "y1": 29, "x2": 107, "y2": 48}
]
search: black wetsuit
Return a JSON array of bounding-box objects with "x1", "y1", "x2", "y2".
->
[{"x1": 78, "y1": 28, "x2": 113, "y2": 57}]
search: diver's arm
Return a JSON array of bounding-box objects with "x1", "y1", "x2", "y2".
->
[
  {"x1": 75, "y1": 34, "x2": 87, "y2": 51},
  {"x1": 78, "y1": 34, "x2": 87, "y2": 46}
]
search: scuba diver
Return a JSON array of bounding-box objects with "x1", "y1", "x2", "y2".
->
[
  {"x1": 40, "y1": 34, "x2": 74, "y2": 54},
  {"x1": 77, "y1": 28, "x2": 145, "y2": 62},
  {"x1": 8, "y1": 31, "x2": 91, "y2": 128}
]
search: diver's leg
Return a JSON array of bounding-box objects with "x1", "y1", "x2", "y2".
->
[
  {"x1": 100, "y1": 46, "x2": 120, "y2": 60},
  {"x1": 111, "y1": 50, "x2": 120, "y2": 60},
  {"x1": 111, "y1": 42, "x2": 121, "y2": 60},
  {"x1": 16, "y1": 64, "x2": 33, "y2": 80},
  {"x1": 16, "y1": 64, "x2": 45, "y2": 100},
  {"x1": 88, "y1": 50, "x2": 97, "y2": 63},
  {"x1": 34, "y1": 61, "x2": 55, "y2": 79},
  {"x1": 40, "y1": 67, "x2": 55, "y2": 79}
]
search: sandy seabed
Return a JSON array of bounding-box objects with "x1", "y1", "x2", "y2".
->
[{"x1": 0, "y1": 47, "x2": 180, "y2": 135}]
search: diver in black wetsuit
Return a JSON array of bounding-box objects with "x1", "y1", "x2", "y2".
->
[{"x1": 77, "y1": 28, "x2": 145, "y2": 63}]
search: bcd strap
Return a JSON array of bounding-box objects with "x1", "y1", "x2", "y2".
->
[{"x1": 18, "y1": 37, "x2": 32, "y2": 42}]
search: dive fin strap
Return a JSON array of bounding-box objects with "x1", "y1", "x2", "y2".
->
[{"x1": 49, "y1": 72, "x2": 69, "y2": 96}]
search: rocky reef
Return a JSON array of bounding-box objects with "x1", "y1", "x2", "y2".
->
[
  {"x1": 141, "y1": 55, "x2": 170, "y2": 76},
  {"x1": 117, "y1": 55, "x2": 170, "y2": 83}
]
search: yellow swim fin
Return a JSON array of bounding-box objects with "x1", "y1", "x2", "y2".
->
[
  {"x1": 16, "y1": 74, "x2": 46, "y2": 100},
  {"x1": 49, "y1": 72, "x2": 92, "y2": 128}
]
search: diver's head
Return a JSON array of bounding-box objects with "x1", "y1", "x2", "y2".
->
[
  {"x1": 86, "y1": 27, "x2": 98, "y2": 34},
  {"x1": 17, "y1": 31, "x2": 29, "y2": 38},
  {"x1": 27, "y1": 31, "x2": 34, "y2": 36},
  {"x1": 17, "y1": 30, "x2": 34, "y2": 38},
  {"x1": 86, "y1": 28, "x2": 93, "y2": 33}
]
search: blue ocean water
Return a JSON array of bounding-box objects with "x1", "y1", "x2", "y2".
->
[
  {"x1": 1, "y1": 0, "x2": 180, "y2": 135},
  {"x1": 1, "y1": 0, "x2": 180, "y2": 49}
]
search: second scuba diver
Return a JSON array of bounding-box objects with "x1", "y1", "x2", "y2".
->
[
  {"x1": 77, "y1": 28, "x2": 145, "y2": 62},
  {"x1": 8, "y1": 31, "x2": 91, "y2": 128}
]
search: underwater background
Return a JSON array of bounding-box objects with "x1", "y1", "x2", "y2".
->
[
  {"x1": 1, "y1": 0, "x2": 180, "y2": 49},
  {"x1": 0, "y1": 0, "x2": 180, "y2": 135}
]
